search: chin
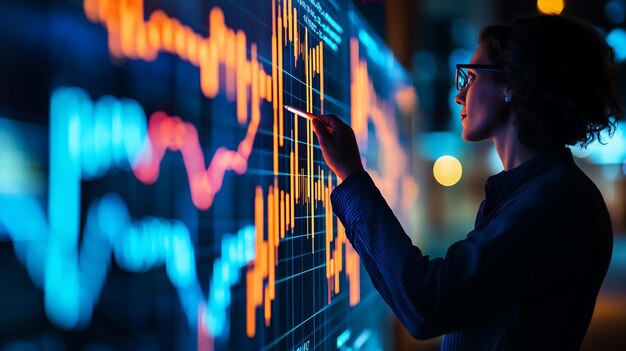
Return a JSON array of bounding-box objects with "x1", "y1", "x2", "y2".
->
[
  {"x1": 461, "y1": 129, "x2": 487, "y2": 142},
  {"x1": 461, "y1": 129, "x2": 474, "y2": 141}
]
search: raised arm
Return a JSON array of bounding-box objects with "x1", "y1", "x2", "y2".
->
[
  {"x1": 330, "y1": 170, "x2": 590, "y2": 339},
  {"x1": 311, "y1": 114, "x2": 589, "y2": 339}
]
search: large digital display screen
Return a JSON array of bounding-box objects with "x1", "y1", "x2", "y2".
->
[{"x1": 0, "y1": 0, "x2": 419, "y2": 349}]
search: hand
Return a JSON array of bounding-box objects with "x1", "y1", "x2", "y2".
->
[{"x1": 311, "y1": 114, "x2": 364, "y2": 181}]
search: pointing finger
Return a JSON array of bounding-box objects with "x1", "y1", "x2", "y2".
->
[
  {"x1": 312, "y1": 118, "x2": 331, "y2": 146},
  {"x1": 318, "y1": 114, "x2": 343, "y2": 129}
]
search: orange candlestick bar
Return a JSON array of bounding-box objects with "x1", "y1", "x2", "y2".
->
[
  {"x1": 247, "y1": 169, "x2": 361, "y2": 337},
  {"x1": 246, "y1": 1, "x2": 361, "y2": 338}
]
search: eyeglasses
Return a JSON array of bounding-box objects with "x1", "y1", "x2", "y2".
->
[{"x1": 455, "y1": 64, "x2": 502, "y2": 91}]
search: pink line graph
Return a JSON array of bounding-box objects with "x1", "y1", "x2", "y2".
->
[{"x1": 133, "y1": 110, "x2": 260, "y2": 210}]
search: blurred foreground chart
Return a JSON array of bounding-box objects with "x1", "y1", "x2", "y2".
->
[{"x1": 0, "y1": 0, "x2": 419, "y2": 349}]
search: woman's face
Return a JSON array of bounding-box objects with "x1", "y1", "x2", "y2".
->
[{"x1": 454, "y1": 45, "x2": 509, "y2": 142}]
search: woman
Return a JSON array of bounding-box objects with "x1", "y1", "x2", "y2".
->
[{"x1": 311, "y1": 15, "x2": 622, "y2": 350}]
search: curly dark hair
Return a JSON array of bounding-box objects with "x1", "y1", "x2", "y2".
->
[{"x1": 479, "y1": 15, "x2": 623, "y2": 149}]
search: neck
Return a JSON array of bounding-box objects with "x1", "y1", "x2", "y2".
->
[{"x1": 492, "y1": 121, "x2": 540, "y2": 171}]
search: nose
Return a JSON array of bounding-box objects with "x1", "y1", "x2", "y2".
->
[{"x1": 454, "y1": 88, "x2": 466, "y2": 106}]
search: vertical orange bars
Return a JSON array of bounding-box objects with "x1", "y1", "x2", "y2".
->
[
  {"x1": 288, "y1": 0, "x2": 293, "y2": 42},
  {"x1": 273, "y1": 183, "x2": 279, "y2": 249},
  {"x1": 199, "y1": 11, "x2": 219, "y2": 98},
  {"x1": 311, "y1": 48, "x2": 317, "y2": 73},
  {"x1": 236, "y1": 30, "x2": 248, "y2": 124},
  {"x1": 251, "y1": 44, "x2": 260, "y2": 129},
  {"x1": 293, "y1": 8, "x2": 299, "y2": 63},
  {"x1": 86, "y1": 1, "x2": 274, "y2": 110},
  {"x1": 290, "y1": 149, "x2": 295, "y2": 222},
  {"x1": 347, "y1": 241, "x2": 361, "y2": 306},
  {"x1": 278, "y1": 12, "x2": 284, "y2": 147},
  {"x1": 225, "y1": 30, "x2": 237, "y2": 100},
  {"x1": 271, "y1": 0, "x2": 279, "y2": 176},
  {"x1": 258, "y1": 64, "x2": 266, "y2": 99},
  {"x1": 267, "y1": 186, "x2": 275, "y2": 312},
  {"x1": 266, "y1": 74, "x2": 273, "y2": 102},
  {"x1": 242, "y1": 0, "x2": 363, "y2": 337},
  {"x1": 285, "y1": 192, "x2": 290, "y2": 232},
  {"x1": 290, "y1": 146, "x2": 296, "y2": 231},
  {"x1": 246, "y1": 268, "x2": 255, "y2": 337},
  {"x1": 280, "y1": 190, "x2": 285, "y2": 239},
  {"x1": 325, "y1": 172, "x2": 333, "y2": 290},
  {"x1": 247, "y1": 186, "x2": 265, "y2": 337},
  {"x1": 320, "y1": 42, "x2": 324, "y2": 111}
]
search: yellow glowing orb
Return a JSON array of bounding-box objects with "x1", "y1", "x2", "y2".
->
[
  {"x1": 433, "y1": 155, "x2": 463, "y2": 187},
  {"x1": 537, "y1": 0, "x2": 565, "y2": 14}
]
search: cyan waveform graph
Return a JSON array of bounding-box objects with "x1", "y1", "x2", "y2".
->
[
  {"x1": 0, "y1": 0, "x2": 418, "y2": 349},
  {"x1": 1, "y1": 87, "x2": 257, "y2": 342}
]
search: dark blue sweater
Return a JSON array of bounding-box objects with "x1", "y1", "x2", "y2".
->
[{"x1": 330, "y1": 148, "x2": 612, "y2": 350}]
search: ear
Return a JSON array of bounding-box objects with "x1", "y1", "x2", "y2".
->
[{"x1": 503, "y1": 86, "x2": 514, "y2": 100}]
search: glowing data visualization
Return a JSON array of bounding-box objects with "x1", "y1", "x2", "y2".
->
[{"x1": 0, "y1": 0, "x2": 418, "y2": 350}]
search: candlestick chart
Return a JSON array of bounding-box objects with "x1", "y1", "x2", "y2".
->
[{"x1": 0, "y1": 0, "x2": 419, "y2": 349}]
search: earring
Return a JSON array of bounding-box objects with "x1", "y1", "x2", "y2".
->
[{"x1": 504, "y1": 96, "x2": 511, "y2": 103}]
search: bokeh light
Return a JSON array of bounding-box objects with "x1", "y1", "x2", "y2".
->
[
  {"x1": 537, "y1": 0, "x2": 565, "y2": 14},
  {"x1": 607, "y1": 28, "x2": 626, "y2": 62},
  {"x1": 433, "y1": 155, "x2": 463, "y2": 186}
]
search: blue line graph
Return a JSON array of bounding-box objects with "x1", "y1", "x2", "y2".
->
[{"x1": 0, "y1": 87, "x2": 255, "y2": 340}]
